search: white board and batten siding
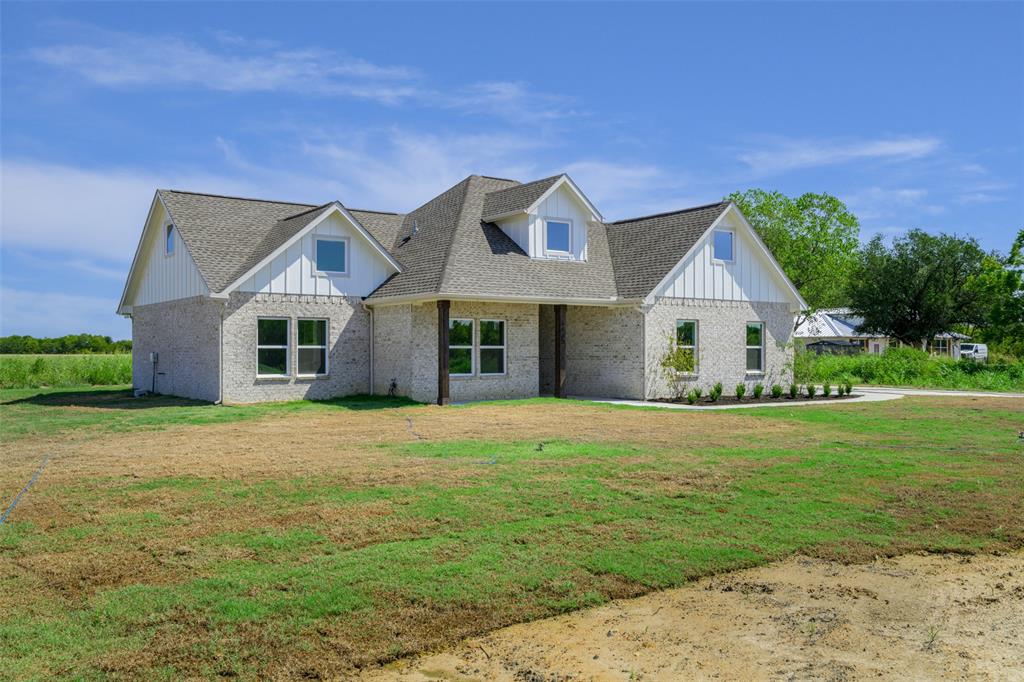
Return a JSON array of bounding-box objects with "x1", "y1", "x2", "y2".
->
[
  {"x1": 653, "y1": 213, "x2": 790, "y2": 304},
  {"x1": 496, "y1": 183, "x2": 592, "y2": 261},
  {"x1": 130, "y1": 201, "x2": 209, "y2": 308},
  {"x1": 238, "y1": 211, "x2": 395, "y2": 297}
]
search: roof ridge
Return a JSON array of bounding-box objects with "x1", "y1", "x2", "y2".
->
[
  {"x1": 609, "y1": 201, "x2": 730, "y2": 225},
  {"x1": 348, "y1": 207, "x2": 402, "y2": 216},
  {"x1": 484, "y1": 173, "x2": 563, "y2": 196},
  {"x1": 160, "y1": 189, "x2": 318, "y2": 207},
  {"x1": 477, "y1": 174, "x2": 520, "y2": 183},
  {"x1": 280, "y1": 202, "x2": 333, "y2": 221},
  {"x1": 436, "y1": 177, "x2": 475, "y2": 293}
]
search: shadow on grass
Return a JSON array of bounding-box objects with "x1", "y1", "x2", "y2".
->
[{"x1": 2, "y1": 387, "x2": 420, "y2": 412}]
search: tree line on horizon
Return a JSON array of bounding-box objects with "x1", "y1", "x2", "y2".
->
[
  {"x1": 0, "y1": 334, "x2": 132, "y2": 355},
  {"x1": 728, "y1": 189, "x2": 1024, "y2": 359}
]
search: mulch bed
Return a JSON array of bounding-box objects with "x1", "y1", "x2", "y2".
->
[{"x1": 656, "y1": 393, "x2": 861, "y2": 406}]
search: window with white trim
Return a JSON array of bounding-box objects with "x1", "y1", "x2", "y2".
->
[
  {"x1": 713, "y1": 229, "x2": 734, "y2": 261},
  {"x1": 314, "y1": 237, "x2": 348, "y2": 274},
  {"x1": 479, "y1": 319, "x2": 506, "y2": 375},
  {"x1": 165, "y1": 224, "x2": 175, "y2": 256},
  {"x1": 676, "y1": 320, "x2": 698, "y2": 374},
  {"x1": 544, "y1": 219, "x2": 571, "y2": 255},
  {"x1": 257, "y1": 318, "x2": 289, "y2": 376},
  {"x1": 449, "y1": 319, "x2": 474, "y2": 376},
  {"x1": 297, "y1": 319, "x2": 328, "y2": 376},
  {"x1": 746, "y1": 322, "x2": 764, "y2": 372}
]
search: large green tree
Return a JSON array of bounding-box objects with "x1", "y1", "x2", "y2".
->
[
  {"x1": 970, "y1": 228, "x2": 1024, "y2": 357},
  {"x1": 727, "y1": 189, "x2": 860, "y2": 311},
  {"x1": 847, "y1": 230, "x2": 988, "y2": 347}
]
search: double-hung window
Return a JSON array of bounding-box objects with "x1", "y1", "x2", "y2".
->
[
  {"x1": 745, "y1": 322, "x2": 764, "y2": 372},
  {"x1": 479, "y1": 320, "x2": 506, "y2": 375},
  {"x1": 449, "y1": 319, "x2": 474, "y2": 376},
  {"x1": 544, "y1": 219, "x2": 572, "y2": 256},
  {"x1": 676, "y1": 320, "x2": 698, "y2": 374},
  {"x1": 297, "y1": 319, "x2": 328, "y2": 376},
  {"x1": 257, "y1": 318, "x2": 289, "y2": 376}
]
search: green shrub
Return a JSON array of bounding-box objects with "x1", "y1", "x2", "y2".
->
[
  {"x1": 807, "y1": 384, "x2": 817, "y2": 398},
  {"x1": 709, "y1": 382, "x2": 723, "y2": 402},
  {"x1": 771, "y1": 384, "x2": 783, "y2": 398},
  {"x1": 0, "y1": 354, "x2": 132, "y2": 389},
  {"x1": 845, "y1": 379, "x2": 854, "y2": 395},
  {"x1": 794, "y1": 346, "x2": 1023, "y2": 392},
  {"x1": 753, "y1": 383, "x2": 765, "y2": 399},
  {"x1": 836, "y1": 383, "x2": 846, "y2": 396},
  {"x1": 735, "y1": 383, "x2": 746, "y2": 400},
  {"x1": 822, "y1": 383, "x2": 832, "y2": 397},
  {"x1": 686, "y1": 387, "x2": 703, "y2": 405},
  {"x1": 789, "y1": 383, "x2": 799, "y2": 399}
]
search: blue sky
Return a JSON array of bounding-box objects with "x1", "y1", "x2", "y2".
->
[{"x1": 2, "y1": 1, "x2": 1021, "y2": 338}]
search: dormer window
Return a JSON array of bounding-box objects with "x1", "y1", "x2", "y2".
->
[
  {"x1": 314, "y1": 237, "x2": 348, "y2": 275},
  {"x1": 544, "y1": 219, "x2": 572, "y2": 256},
  {"x1": 165, "y1": 224, "x2": 175, "y2": 256},
  {"x1": 713, "y1": 229, "x2": 734, "y2": 262}
]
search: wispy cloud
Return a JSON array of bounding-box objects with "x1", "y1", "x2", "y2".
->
[
  {"x1": 843, "y1": 186, "x2": 946, "y2": 221},
  {"x1": 737, "y1": 135, "x2": 942, "y2": 174}
]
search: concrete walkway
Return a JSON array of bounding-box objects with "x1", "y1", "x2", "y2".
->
[{"x1": 855, "y1": 386, "x2": 1024, "y2": 399}]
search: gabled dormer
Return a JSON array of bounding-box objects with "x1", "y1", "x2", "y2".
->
[{"x1": 481, "y1": 174, "x2": 602, "y2": 262}]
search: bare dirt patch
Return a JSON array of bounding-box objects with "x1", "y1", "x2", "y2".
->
[{"x1": 363, "y1": 551, "x2": 1024, "y2": 681}]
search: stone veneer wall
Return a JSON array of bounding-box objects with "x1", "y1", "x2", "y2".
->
[
  {"x1": 221, "y1": 292, "x2": 370, "y2": 403},
  {"x1": 131, "y1": 296, "x2": 222, "y2": 402},
  {"x1": 538, "y1": 305, "x2": 645, "y2": 399},
  {"x1": 644, "y1": 298, "x2": 795, "y2": 400},
  {"x1": 401, "y1": 300, "x2": 540, "y2": 404}
]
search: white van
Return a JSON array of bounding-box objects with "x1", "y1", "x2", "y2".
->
[{"x1": 960, "y1": 343, "x2": 988, "y2": 362}]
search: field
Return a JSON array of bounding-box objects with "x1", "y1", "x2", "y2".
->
[
  {"x1": 0, "y1": 354, "x2": 132, "y2": 389},
  {"x1": 1, "y1": 387, "x2": 1022, "y2": 679},
  {"x1": 796, "y1": 346, "x2": 1024, "y2": 392}
]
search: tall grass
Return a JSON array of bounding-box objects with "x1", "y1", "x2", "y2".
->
[
  {"x1": 0, "y1": 354, "x2": 132, "y2": 389},
  {"x1": 795, "y1": 346, "x2": 1024, "y2": 392}
]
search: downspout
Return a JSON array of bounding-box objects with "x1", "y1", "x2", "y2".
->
[
  {"x1": 216, "y1": 302, "x2": 225, "y2": 405},
  {"x1": 365, "y1": 301, "x2": 374, "y2": 395}
]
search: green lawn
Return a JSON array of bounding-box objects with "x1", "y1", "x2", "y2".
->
[{"x1": 1, "y1": 388, "x2": 1021, "y2": 679}]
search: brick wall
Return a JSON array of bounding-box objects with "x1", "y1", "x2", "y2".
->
[
  {"x1": 221, "y1": 293, "x2": 370, "y2": 403},
  {"x1": 644, "y1": 298, "x2": 795, "y2": 399},
  {"x1": 131, "y1": 296, "x2": 222, "y2": 402},
  {"x1": 371, "y1": 303, "x2": 413, "y2": 396}
]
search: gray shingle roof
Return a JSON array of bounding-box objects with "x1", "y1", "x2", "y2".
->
[
  {"x1": 481, "y1": 174, "x2": 562, "y2": 220},
  {"x1": 605, "y1": 202, "x2": 731, "y2": 299},
  {"x1": 144, "y1": 183, "x2": 738, "y2": 305}
]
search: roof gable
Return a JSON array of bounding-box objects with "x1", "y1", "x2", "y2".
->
[{"x1": 481, "y1": 174, "x2": 602, "y2": 223}]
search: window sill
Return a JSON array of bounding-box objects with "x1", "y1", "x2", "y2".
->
[
  {"x1": 745, "y1": 371, "x2": 765, "y2": 376},
  {"x1": 296, "y1": 374, "x2": 330, "y2": 380},
  {"x1": 314, "y1": 271, "x2": 350, "y2": 278},
  {"x1": 256, "y1": 375, "x2": 291, "y2": 381}
]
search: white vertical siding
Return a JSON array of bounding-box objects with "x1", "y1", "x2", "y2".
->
[
  {"x1": 654, "y1": 215, "x2": 789, "y2": 303},
  {"x1": 131, "y1": 202, "x2": 209, "y2": 307},
  {"x1": 238, "y1": 211, "x2": 397, "y2": 296},
  {"x1": 494, "y1": 183, "x2": 592, "y2": 261}
]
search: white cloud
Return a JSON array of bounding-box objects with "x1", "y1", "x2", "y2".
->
[
  {"x1": 0, "y1": 287, "x2": 129, "y2": 337},
  {"x1": 737, "y1": 135, "x2": 942, "y2": 174},
  {"x1": 843, "y1": 186, "x2": 945, "y2": 221}
]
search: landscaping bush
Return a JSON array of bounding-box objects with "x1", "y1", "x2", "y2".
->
[
  {"x1": 709, "y1": 382, "x2": 723, "y2": 402},
  {"x1": 771, "y1": 384, "x2": 783, "y2": 398},
  {"x1": 845, "y1": 379, "x2": 854, "y2": 395},
  {"x1": 836, "y1": 383, "x2": 846, "y2": 396},
  {"x1": 795, "y1": 346, "x2": 1024, "y2": 392},
  {"x1": 686, "y1": 387, "x2": 702, "y2": 405},
  {"x1": 0, "y1": 354, "x2": 132, "y2": 389},
  {"x1": 789, "y1": 383, "x2": 799, "y2": 399},
  {"x1": 753, "y1": 383, "x2": 765, "y2": 399},
  {"x1": 807, "y1": 384, "x2": 817, "y2": 398},
  {"x1": 822, "y1": 383, "x2": 832, "y2": 397},
  {"x1": 735, "y1": 383, "x2": 746, "y2": 400}
]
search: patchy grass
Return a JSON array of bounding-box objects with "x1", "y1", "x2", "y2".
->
[{"x1": 0, "y1": 389, "x2": 1021, "y2": 679}]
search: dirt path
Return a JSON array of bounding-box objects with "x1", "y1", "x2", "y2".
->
[{"x1": 362, "y1": 551, "x2": 1024, "y2": 681}]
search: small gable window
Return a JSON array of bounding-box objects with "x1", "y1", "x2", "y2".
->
[
  {"x1": 545, "y1": 219, "x2": 571, "y2": 255},
  {"x1": 315, "y1": 238, "x2": 347, "y2": 275},
  {"x1": 713, "y1": 230, "x2": 734, "y2": 262},
  {"x1": 165, "y1": 224, "x2": 175, "y2": 256}
]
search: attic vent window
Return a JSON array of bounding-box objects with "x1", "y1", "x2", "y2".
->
[
  {"x1": 713, "y1": 230, "x2": 734, "y2": 262},
  {"x1": 544, "y1": 219, "x2": 571, "y2": 255},
  {"x1": 165, "y1": 224, "x2": 175, "y2": 256},
  {"x1": 314, "y1": 237, "x2": 348, "y2": 275}
]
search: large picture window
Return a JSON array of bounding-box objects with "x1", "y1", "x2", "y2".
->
[
  {"x1": 449, "y1": 319, "x2": 474, "y2": 376},
  {"x1": 257, "y1": 318, "x2": 289, "y2": 376},
  {"x1": 297, "y1": 319, "x2": 328, "y2": 376},
  {"x1": 746, "y1": 322, "x2": 764, "y2": 372},
  {"x1": 315, "y1": 237, "x2": 347, "y2": 274},
  {"x1": 479, "y1": 319, "x2": 506, "y2": 375},
  {"x1": 676, "y1": 320, "x2": 698, "y2": 373}
]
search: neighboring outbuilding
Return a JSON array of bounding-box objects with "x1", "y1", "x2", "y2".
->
[
  {"x1": 118, "y1": 173, "x2": 807, "y2": 404},
  {"x1": 794, "y1": 308, "x2": 966, "y2": 358}
]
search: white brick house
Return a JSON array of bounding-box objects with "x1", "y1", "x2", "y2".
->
[{"x1": 118, "y1": 174, "x2": 806, "y2": 404}]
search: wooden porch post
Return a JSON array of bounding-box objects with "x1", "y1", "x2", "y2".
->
[
  {"x1": 554, "y1": 304, "x2": 567, "y2": 399},
  {"x1": 437, "y1": 300, "x2": 450, "y2": 406}
]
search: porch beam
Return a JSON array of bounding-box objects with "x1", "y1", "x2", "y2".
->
[
  {"x1": 437, "y1": 299, "x2": 450, "y2": 405},
  {"x1": 554, "y1": 304, "x2": 567, "y2": 399}
]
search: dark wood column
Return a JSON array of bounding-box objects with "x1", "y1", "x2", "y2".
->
[
  {"x1": 437, "y1": 299, "x2": 451, "y2": 406},
  {"x1": 554, "y1": 304, "x2": 567, "y2": 399}
]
